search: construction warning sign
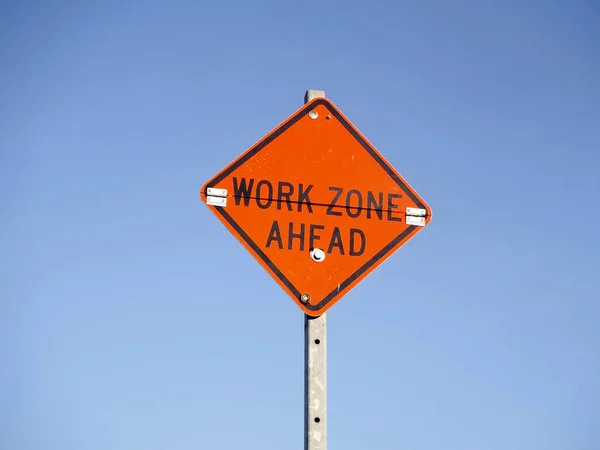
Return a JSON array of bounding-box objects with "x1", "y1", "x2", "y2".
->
[{"x1": 201, "y1": 97, "x2": 431, "y2": 316}]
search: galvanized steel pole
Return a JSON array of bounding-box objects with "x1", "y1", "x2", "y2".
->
[{"x1": 304, "y1": 89, "x2": 327, "y2": 450}]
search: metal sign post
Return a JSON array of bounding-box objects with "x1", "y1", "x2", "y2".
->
[
  {"x1": 200, "y1": 89, "x2": 432, "y2": 449},
  {"x1": 303, "y1": 90, "x2": 327, "y2": 450},
  {"x1": 305, "y1": 312, "x2": 327, "y2": 450}
]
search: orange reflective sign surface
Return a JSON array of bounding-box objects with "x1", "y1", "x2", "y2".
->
[{"x1": 201, "y1": 98, "x2": 431, "y2": 316}]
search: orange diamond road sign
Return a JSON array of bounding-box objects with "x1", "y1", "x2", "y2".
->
[{"x1": 200, "y1": 97, "x2": 431, "y2": 316}]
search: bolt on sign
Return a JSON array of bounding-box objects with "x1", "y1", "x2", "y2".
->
[{"x1": 200, "y1": 97, "x2": 431, "y2": 316}]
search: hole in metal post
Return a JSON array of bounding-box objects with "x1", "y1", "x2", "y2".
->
[
  {"x1": 314, "y1": 339, "x2": 320, "y2": 345},
  {"x1": 314, "y1": 417, "x2": 321, "y2": 423}
]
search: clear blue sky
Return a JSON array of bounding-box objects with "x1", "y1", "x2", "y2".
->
[{"x1": 1, "y1": 1, "x2": 599, "y2": 449}]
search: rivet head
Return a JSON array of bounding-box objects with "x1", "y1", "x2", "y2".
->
[
  {"x1": 300, "y1": 293, "x2": 311, "y2": 303},
  {"x1": 310, "y1": 248, "x2": 325, "y2": 263},
  {"x1": 308, "y1": 110, "x2": 318, "y2": 119}
]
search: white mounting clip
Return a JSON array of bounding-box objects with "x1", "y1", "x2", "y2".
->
[
  {"x1": 406, "y1": 207, "x2": 427, "y2": 226},
  {"x1": 206, "y1": 187, "x2": 228, "y2": 207}
]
